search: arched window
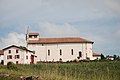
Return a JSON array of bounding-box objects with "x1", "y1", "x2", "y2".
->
[
  {"x1": 79, "y1": 51, "x2": 82, "y2": 57},
  {"x1": 60, "y1": 49, "x2": 62, "y2": 55},
  {"x1": 48, "y1": 50, "x2": 50, "y2": 56},
  {"x1": 71, "y1": 49, "x2": 73, "y2": 55},
  {"x1": 59, "y1": 58, "x2": 62, "y2": 61}
]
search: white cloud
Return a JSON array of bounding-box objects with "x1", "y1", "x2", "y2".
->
[
  {"x1": 103, "y1": 0, "x2": 120, "y2": 16},
  {"x1": 38, "y1": 22, "x2": 80, "y2": 37},
  {"x1": 0, "y1": 32, "x2": 26, "y2": 49},
  {"x1": 0, "y1": 0, "x2": 120, "y2": 26},
  {"x1": 0, "y1": 0, "x2": 120, "y2": 55},
  {"x1": 116, "y1": 29, "x2": 120, "y2": 36}
]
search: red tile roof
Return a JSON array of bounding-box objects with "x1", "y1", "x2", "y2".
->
[
  {"x1": 0, "y1": 50, "x2": 3, "y2": 55},
  {"x1": 28, "y1": 37, "x2": 94, "y2": 44},
  {"x1": 106, "y1": 56, "x2": 113, "y2": 58},
  {"x1": 29, "y1": 33, "x2": 39, "y2": 36},
  {"x1": 93, "y1": 52, "x2": 101, "y2": 56}
]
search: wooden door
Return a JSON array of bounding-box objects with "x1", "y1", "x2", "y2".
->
[{"x1": 31, "y1": 55, "x2": 34, "y2": 64}]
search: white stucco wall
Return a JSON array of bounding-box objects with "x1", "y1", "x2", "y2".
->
[
  {"x1": 91, "y1": 56, "x2": 101, "y2": 60},
  {"x1": 28, "y1": 42, "x2": 93, "y2": 62}
]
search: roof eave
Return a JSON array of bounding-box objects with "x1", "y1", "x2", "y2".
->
[
  {"x1": 28, "y1": 41, "x2": 94, "y2": 44},
  {"x1": 3, "y1": 45, "x2": 34, "y2": 53}
]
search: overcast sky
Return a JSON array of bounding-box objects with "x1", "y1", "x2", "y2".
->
[{"x1": 0, "y1": 0, "x2": 120, "y2": 56}]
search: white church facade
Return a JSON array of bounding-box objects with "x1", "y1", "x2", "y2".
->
[{"x1": 27, "y1": 33, "x2": 94, "y2": 62}]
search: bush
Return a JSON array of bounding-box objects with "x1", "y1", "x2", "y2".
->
[
  {"x1": 1, "y1": 60, "x2": 4, "y2": 65},
  {"x1": 7, "y1": 62, "x2": 17, "y2": 70}
]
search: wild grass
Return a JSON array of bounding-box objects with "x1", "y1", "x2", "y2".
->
[{"x1": 0, "y1": 61, "x2": 120, "y2": 80}]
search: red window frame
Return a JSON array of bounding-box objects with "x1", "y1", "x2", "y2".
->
[
  {"x1": 26, "y1": 56, "x2": 28, "y2": 59},
  {"x1": 15, "y1": 55, "x2": 20, "y2": 59},
  {"x1": 16, "y1": 49, "x2": 18, "y2": 53},
  {"x1": 7, "y1": 55, "x2": 12, "y2": 59},
  {"x1": 10, "y1": 55, "x2": 12, "y2": 59},
  {"x1": 9, "y1": 50, "x2": 11, "y2": 54}
]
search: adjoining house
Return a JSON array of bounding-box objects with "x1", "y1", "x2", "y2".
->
[
  {"x1": 3, "y1": 45, "x2": 35, "y2": 65},
  {"x1": 92, "y1": 52, "x2": 101, "y2": 60},
  {"x1": 27, "y1": 32, "x2": 94, "y2": 62},
  {"x1": 106, "y1": 56, "x2": 114, "y2": 60},
  {"x1": 0, "y1": 50, "x2": 4, "y2": 63}
]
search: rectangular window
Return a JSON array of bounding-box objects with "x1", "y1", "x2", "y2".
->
[
  {"x1": 71, "y1": 49, "x2": 73, "y2": 55},
  {"x1": 7, "y1": 55, "x2": 12, "y2": 59},
  {"x1": 9, "y1": 50, "x2": 11, "y2": 54},
  {"x1": 60, "y1": 49, "x2": 62, "y2": 55},
  {"x1": 26, "y1": 56, "x2": 28, "y2": 59},
  {"x1": 16, "y1": 49, "x2": 18, "y2": 53},
  {"x1": 48, "y1": 50, "x2": 50, "y2": 56},
  {"x1": 15, "y1": 55, "x2": 20, "y2": 59}
]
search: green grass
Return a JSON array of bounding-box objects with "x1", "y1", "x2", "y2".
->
[{"x1": 0, "y1": 61, "x2": 120, "y2": 80}]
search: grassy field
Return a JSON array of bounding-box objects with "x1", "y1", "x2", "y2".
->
[{"x1": 0, "y1": 61, "x2": 120, "y2": 80}]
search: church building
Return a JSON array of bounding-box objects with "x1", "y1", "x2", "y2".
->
[
  {"x1": 27, "y1": 32, "x2": 94, "y2": 62},
  {"x1": 3, "y1": 45, "x2": 35, "y2": 65}
]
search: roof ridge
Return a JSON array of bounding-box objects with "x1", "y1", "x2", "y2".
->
[
  {"x1": 28, "y1": 37, "x2": 94, "y2": 44},
  {"x1": 3, "y1": 45, "x2": 33, "y2": 52}
]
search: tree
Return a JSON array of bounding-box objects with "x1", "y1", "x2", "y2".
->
[
  {"x1": 113, "y1": 55, "x2": 117, "y2": 60},
  {"x1": 113, "y1": 55, "x2": 120, "y2": 60},
  {"x1": 101, "y1": 54, "x2": 105, "y2": 59}
]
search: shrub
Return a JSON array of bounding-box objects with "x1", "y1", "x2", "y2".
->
[
  {"x1": 1, "y1": 60, "x2": 4, "y2": 65},
  {"x1": 86, "y1": 57, "x2": 90, "y2": 60},
  {"x1": 7, "y1": 62, "x2": 17, "y2": 70},
  {"x1": 73, "y1": 59, "x2": 79, "y2": 62}
]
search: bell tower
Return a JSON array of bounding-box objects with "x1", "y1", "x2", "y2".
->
[
  {"x1": 26, "y1": 26, "x2": 40, "y2": 47},
  {"x1": 28, "y1": 33, "x2": 39, "y2": 40}
]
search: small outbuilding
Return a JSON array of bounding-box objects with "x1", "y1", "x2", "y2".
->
[
  {"x1": 92, "y1": 52, "x2": 101, "y2": 60},
  {"x1": 106, "y1": 56, "x2": 114, "y2": 60}
]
